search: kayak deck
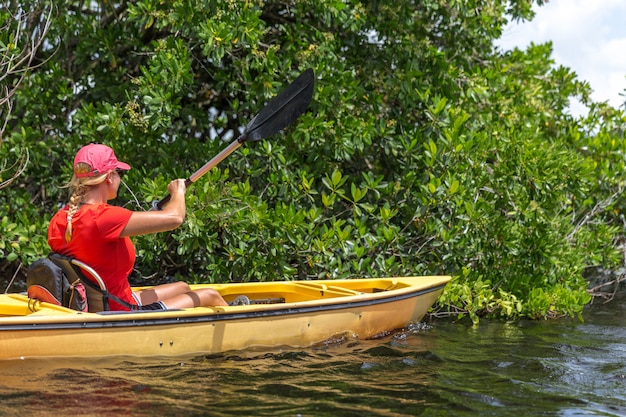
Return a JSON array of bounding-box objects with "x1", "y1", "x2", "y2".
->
[{"x1": 0, "y1": 277, "x2": 441, "y2": 318}]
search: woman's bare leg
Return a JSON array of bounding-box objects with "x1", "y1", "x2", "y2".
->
[
  {"x1": 134, "y1": 283, "x2": 227, "y2": 308},
  {"x1": 160, "y1": 288, "x2": 228, "y2": 308},
  {"x1": 134, "y1": 282, "x2": 191, "y2": 305}
]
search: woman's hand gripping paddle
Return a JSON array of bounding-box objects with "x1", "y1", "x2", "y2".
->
[{"x1": 152, "y1": 68, "x2": 315, "y2": 210}]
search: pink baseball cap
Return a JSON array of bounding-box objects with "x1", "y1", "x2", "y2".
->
[{"x1": 73, "y1": 143, "x2": 131, "y2": 178}]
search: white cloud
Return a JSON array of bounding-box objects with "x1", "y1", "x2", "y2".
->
[
  {"x1": 602, "y1": 38, "x2": 626, "y2": 69},
  {"x1": 496, "y1": 0, "x2": 626, "y2": 114}
]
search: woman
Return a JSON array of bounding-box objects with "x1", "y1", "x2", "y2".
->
[{"x1": 48, "y1": 143, "x2": 228, "y2": 311}]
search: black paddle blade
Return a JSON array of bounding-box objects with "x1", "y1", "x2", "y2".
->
[{"x1": 243, "y1": 68, "x2": 315, "y2": 142}]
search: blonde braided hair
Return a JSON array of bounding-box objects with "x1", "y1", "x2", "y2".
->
[{"x1": 64, "y1": 163, "x2": 108, "y2": 242}]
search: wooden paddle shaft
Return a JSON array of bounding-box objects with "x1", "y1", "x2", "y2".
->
[
  {"x1": 189, "y1": 136, "x2": 244, "y2": 183},
  {"x1": 152, "y1": 136, "x2": 244, "y2": 209}
]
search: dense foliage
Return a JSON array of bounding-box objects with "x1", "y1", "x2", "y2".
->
[{"x1": 2, "y1": 0, "x2": 625, "y2": 322}]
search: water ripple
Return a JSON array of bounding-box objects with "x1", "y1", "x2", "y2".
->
[{"x1": 1, "y1": 296, "x2": 624, "y2": 416}]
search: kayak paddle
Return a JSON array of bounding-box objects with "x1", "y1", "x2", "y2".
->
[{"x1": 153, "y1": 68, "x2": 315, "y2": 210}]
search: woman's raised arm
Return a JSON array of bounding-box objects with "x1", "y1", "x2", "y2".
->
[{"x1": 121, "y1": 179, "x2": 187, "y2": 237}]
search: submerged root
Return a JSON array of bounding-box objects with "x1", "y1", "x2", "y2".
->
[{"x1": 586, "y1": 266, "x2": 626, "y2": 304}]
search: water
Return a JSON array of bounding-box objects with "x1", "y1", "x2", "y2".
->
[{"x1": 0, "y1": 296, "x2": 624, "y2": 416}]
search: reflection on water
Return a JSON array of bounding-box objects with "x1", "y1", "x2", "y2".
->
[{"x1": 1, "y1": 298, "x2": 624, "y2": 416}]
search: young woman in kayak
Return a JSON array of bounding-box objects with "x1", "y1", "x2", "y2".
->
[{"x1": 48, "y1": 143, "x2": 228, "y2": 311}]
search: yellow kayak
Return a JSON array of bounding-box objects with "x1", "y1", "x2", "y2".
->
[{"x1": 0, "y1": 276, "x2": 450, "y2": 360}]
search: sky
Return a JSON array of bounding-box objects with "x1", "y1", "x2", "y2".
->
[{"x1": 495, "y1": 0, "x2": 626, "y2": 116}]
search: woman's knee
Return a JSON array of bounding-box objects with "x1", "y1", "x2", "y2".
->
[
  {"x1": 171, "y1": 281, "x2": 191, "y2": 292},
  {"x1": 197, "y1": 288, "x2": 227, "y2": 305}
]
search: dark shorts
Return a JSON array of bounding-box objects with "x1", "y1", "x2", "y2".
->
[
  {"x1": 132, "y1": 293, "x2": 167, "y2": 310},
  {"x1": 139, "y1": 301, "x2": 167, "y2": 311}
]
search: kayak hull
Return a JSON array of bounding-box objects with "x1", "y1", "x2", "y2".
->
[{"x1": 0, "y1": 276, "x2": 450, "y2": 360}]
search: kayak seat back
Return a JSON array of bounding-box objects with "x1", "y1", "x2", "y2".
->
[
  {"x1": 48, "y1": 253, "x2": 125, "y2": 312},
  {"x1": 26, "y1": 257, "x2": 88, "y2": 312}
]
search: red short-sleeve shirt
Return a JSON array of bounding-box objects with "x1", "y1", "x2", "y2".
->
[{"x1": 48, "y1": 204, "x2": 136, "y2": 310}]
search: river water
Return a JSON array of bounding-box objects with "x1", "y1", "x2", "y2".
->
[{"x1": 0, "y1": 294, "x2": 624, "y2": 416}]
